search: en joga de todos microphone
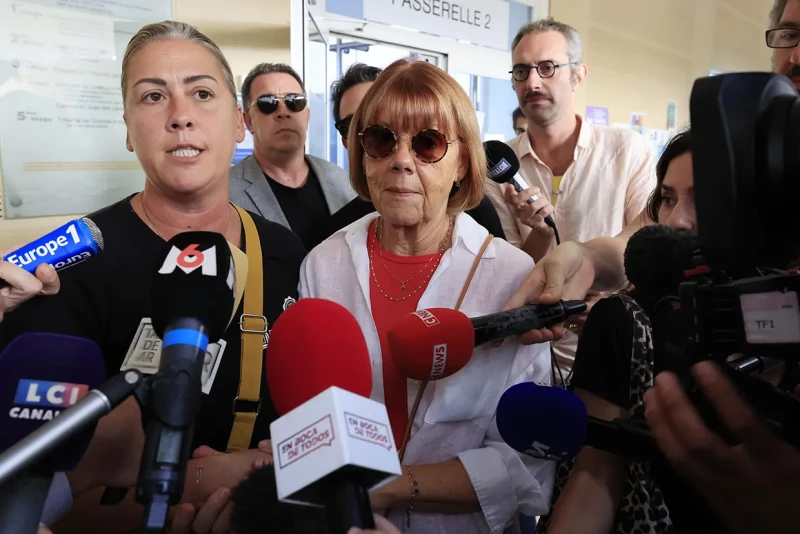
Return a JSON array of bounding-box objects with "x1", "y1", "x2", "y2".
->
[
  {"x1": 386, "y1": 301, "x2": 587, "y2": 381},
  {"x1": 496, "y1": 382, "x2": 660, "y2": 461},
  {"x1": 267, "y1": 298, "x2": 402, "y2": 534},
  {"x1": 0, "y1": 217, "x2": 104, "y2": 288},
  {"x1": 136, "y1": 232, "x2": 236, "y2": 533},
  {"x1": 0, "y1": 333, "x2": 105, "y2": 534},
  {"x1": 484, "y1": 140, "x2": 560, "y2": 243}
]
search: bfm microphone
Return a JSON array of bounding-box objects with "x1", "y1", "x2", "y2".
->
[
  {"x1": 496, "y1": 382, "x2": 660, "y2": 461},
  {"x1": 0, "y1": 333, "x2": 105, "y2": 534},
  {"x1": 386, "y1": 301, "x2": 587, "y2": 381},
  {"x1": 136, "y1": 231, "x2": 236, "y2": 533},
  {"x1": 484, "y1": 140, "x2": 559, "y2": 243},
  {"x1": 0, "y1": 218, "x2": 104, "y2": 288},
  {"x1": 267, "y1": 298, "x2": 401, "y2": 534}
]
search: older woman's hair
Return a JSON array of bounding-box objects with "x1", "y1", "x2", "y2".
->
[
  {"x1": 347, "y1": 59, "x2": 485, "y2": 214},
  {"x1": 645, "y1": 128, "x2": 692, "y2": 222},
  {"x1": 120, "y1": 21, "x2": 237, "y2": 107}
]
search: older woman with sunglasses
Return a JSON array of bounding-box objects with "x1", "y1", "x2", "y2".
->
[{"x1": 298, "y1": 59, "x2": 554, "y2": 533}]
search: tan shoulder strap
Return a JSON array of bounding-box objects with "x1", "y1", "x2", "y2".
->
[
  {"x1": 398, "y1": 234, "x2": 494, "y2": 461},
  {"x1": 227, "y1": 206, "x2": 265, "y2": 452}
]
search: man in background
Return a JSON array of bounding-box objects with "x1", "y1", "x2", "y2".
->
[
  {"x1": 230, "y1": 63, "x2": 355, "y2": 251},
  {"x1": 512, "y1": 106, "x2": 527, "y2": 136},
  {"x1": 487, "y1": 19, "x2": 655, "y2": 380}
]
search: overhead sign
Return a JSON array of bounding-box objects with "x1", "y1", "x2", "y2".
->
[{"x1": 364, "y1": 0, "x2": 511, "y2": 51}]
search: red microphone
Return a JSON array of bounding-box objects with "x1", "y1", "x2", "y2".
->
[
  {"x1": 386, "y1": 309, "x2": 474, "y2": 381},
  {"x1": 266, "y1": 298, "x2": 401, "y2": 534},
  {"x1": 387, "y1": 300, "x2": 587, "y2": 381},
  {"x1": 267, "y1": 298, "x2": 372, "y2": 415}
]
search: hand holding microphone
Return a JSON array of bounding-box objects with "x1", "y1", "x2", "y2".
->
[
  {"x1": 504, "y1": 184, "x2": 556, "y2": 237},
  {"x1": 0, "y1": 252, "x2": 59, "y2": 322}
]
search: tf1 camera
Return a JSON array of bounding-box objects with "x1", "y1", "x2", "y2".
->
[{"x1": 679, "y1": 72, "x2": 800, "y2": 448}]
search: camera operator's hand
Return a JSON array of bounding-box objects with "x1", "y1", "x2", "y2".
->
[
  {"x1": 0, "y1": 251, "x2": 60, "y2": 322},
  {"x1": 644, "y1": 361, "x2": 800, "y2": 534}
]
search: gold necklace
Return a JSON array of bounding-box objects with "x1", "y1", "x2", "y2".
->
[
  {"x1": 369, "y1": 215, "x2": 453, "y2": 302},
  {"x1": 376, "y1": 217, "x2": 441, "y2": 292},
  {"x1": 139, "y1": 192, "x2": 233, "y2": 241}
]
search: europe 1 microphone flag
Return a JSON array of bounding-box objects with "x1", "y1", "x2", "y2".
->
[
  {"x1": 267, "y1": 298, "x2": 401, "y2": 534},
  {"x1": 0, "y1": 333, "x2": 105, "y2": 534},
  {"x1": 387, "y1": 300, "x2": 587, "y2": 381},
  {"x1": 136, "y1": 231, "x2": 236, "y2": 533},
  {"x1": 0, "y1": 217, "x2": 104, "y2": 288}
]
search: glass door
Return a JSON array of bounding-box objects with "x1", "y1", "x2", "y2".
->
[{"x1": 305, "y1": 7, "x2": 329, "y2": 161}]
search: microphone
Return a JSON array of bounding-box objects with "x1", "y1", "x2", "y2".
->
[
  {"x1": 624, "y1": 224, "x2": 699, "y2": 306},
  {"x1": 386, "y1": 301, "x2": 587, "y2": 381},
  {"x1": 0, "y1": 218, "x2": 104, "y2": 288},
  {"x1": 0, "y1": 333, "x2": 105, "y2": 534},
  {"x1": 267, "y1": 298, "x2": 401, "y2": 534},
  {"x1": 484, "y1": 140, "x2": 559, "y2": 242},
  {"x1": 496, "y1": 382, "x2": 660, "y2": 461},
  {"x1": 136, "y1": 232, "x2": 236, "y2": 533},
  {"x1": 230, "y1": 464, "x2": 328, "y2": 534}
]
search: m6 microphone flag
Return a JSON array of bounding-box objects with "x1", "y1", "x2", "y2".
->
[
  {"x1": 387, "y1": 300, "x2": 587, "y2": 381},
  {"x1": 267, "y1": 298, "x2": 401, "y2": 534},
  {"x1": 137, "y1": 231, "x2": 237, "y2": 533}
]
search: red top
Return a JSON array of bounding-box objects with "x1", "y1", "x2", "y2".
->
[{"x1": 367, "y1": 220, "x2": 444, "y2": 450}]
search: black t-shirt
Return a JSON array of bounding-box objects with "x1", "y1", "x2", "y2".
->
[
  {"x1": 570, "y1": 296, "x2": 732, "y2": 533},
  {"x1": 308, "y1": 195, "x2": 508, "y2": 246},
  {"x1": 0, "y1": 195, "x2": 307, "y2": 452},
  {"x1": 266, "y1": 169, "x2": 331, "y2": 251}
]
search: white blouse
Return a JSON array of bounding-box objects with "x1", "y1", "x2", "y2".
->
[{"x1": 298, "y1": 212, "x2": 554, "y2": 534}]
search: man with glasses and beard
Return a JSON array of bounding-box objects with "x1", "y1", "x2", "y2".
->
[
  {"x1": 230, "y1": 63, "x2": 356, "y2": 251},
  {"x1": 485, "y1": 18, "x2": 656, "y2": 383}
]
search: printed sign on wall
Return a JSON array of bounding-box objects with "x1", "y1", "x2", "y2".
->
[{"x1": 364, "y1": 0, "x2": 511, "y2": 51}]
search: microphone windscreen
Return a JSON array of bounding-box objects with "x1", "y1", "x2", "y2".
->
[
  {"x1": 151, "y1": 231, "x2": 235, "y2": 342},
  {"x1": 624, "y1": 225, "x2": 699, "y2": 302},
  {"x1": 266, "y1": 298, "x2": 372, "y2": 415},
  {"x1": 0, "y1": 333, "x2": 105, "y2": 474},
  {"x1": 227, "y1": 242, "x2": 249, "y2": 330},
  {"x1": 230, "y1": 464, "x2": 327, "y2": 534},
  {"x1": 484, "y1": 140, "x2": 521, "y2": 185},
  {"x1": 496, "y1": 382, "x2": 588, "y2": 460},
  {"x1": 386, "y1": 308, "x2": 474, "y2": 381}
]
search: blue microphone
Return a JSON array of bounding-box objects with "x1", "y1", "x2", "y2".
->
[
  {"x1": 497, "y1": 383, "x2": 661, "y2": 461},
  {"x1": 1, "y1": 218, "x2": 103, "y2": 283}
]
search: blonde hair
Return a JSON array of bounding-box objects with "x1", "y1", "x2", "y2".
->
[
  {"x1": 120, "y1": 21, "x2": 237, "y2": 107},
  {"x1": 347, "y1": 59, "x2": 485, "y2": 213}
]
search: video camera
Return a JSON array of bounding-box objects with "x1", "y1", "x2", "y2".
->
[{"x1": 680, "y1": 72, "x2": 800, "y2": 446}]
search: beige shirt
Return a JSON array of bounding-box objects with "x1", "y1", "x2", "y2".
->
[
  {"x1": 485, "y1": 115, "x2": 656, "y2": 247},
  {"x1": 485, "y1": 115, "x2": 657, "y2": 375}
]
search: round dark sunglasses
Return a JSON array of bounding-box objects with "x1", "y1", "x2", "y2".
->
[
  {"x1": 251, "y1": 93, "x2": 307, "y2": 115},
  {"x1": 358, "y1": 125, "x2": 455, "y2": 164}
]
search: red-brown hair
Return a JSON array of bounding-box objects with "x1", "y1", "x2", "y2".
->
[{"x1": 347, "y1": 59, "x2": 485, "y2": 213}]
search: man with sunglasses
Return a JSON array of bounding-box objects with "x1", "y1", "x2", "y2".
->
[
  {"x1": 230, "y1": 63, "x2": 356, "y2": 251},
  {"x1": 484, "y1": 18, "x2": 656, "y2": 382}
]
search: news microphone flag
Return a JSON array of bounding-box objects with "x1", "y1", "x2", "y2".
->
[
  {"x1": 0, "y1": 333, "x2": 105, "y2": 473},
  {"x1": 387, "y1": 301, "x2": 587, "y2": 381},
  {"x1": 267, "y1": 299, "x2": 400, "y2": 532},
  {"x1": 1, "y1": 218, "x2": 103, "y2": 286}
]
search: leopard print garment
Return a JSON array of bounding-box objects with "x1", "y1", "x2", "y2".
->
[{"x1": 536, "y1": 294, "x2": 672, "y2": 534}]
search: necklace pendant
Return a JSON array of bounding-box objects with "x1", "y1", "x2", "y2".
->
[{"x1": 400, "y1": 283, "x2": 406, "y2": 291}]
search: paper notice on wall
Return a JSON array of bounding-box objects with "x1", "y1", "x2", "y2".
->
[{"x1": 0, "y1": 0, "x2": 171, "y2": 219}]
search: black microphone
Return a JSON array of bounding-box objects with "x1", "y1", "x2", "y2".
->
[
  {"x1": 0, "y1": 333, "x2": 106, "y2": 534},
  {"x1": 484, "y1": 140, "x2": 559, "y2": 243},
  {"x1": 230, "y1": 464, "x2": 328, "y2": 534},
  {"x1": 470, "y1": 300, "x2": 587, "y2": 346},
  {"x1": 136, "y1": 232, "x2": 236, "y2": 533}
]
